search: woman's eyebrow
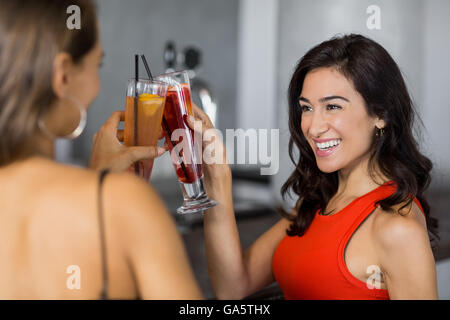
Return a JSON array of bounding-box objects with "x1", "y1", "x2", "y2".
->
[
  {"x1": 320, "y1": 95, "x2": 349, "y2": 102},
  {"x1": 299, "y1": 95, "x2": 350, "y2": 103},
  {"x1": 299, "y1": 96, "x2": 311, "y2": 103}
]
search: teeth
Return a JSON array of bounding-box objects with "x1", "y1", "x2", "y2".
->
[{"x1": 316, "y1": 139, "x2": 340, "y2": 150}]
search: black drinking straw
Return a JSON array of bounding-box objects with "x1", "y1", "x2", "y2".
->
[
  {"x1": 140, "y1": 54, "x2": 154, "y2": 80},
  {"x1": 140, "y1": 54, "x2": 190, "y2": 181},
  {"x1": 134, "y1": 54, "x2": 139, "y2": 174}
]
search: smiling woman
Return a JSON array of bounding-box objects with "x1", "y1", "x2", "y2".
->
[
  {"x1": 281, "y1": 34, "x2": 437, "y2": 237},
  {"x1": 273, "y1": 34, "x2": 438, "y2": 299},
  {"x1": 298, "y1": 67, "x2": 385, "y2": 172},
  {"x1": 182, "y1": 34, "x2": 438, "y2": 300}
]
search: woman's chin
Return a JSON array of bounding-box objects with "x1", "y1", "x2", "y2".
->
[{"x1": 316, "y1": 161, "x2": 341, "y2": 174}]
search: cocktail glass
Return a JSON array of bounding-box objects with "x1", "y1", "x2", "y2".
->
[
  {"x1": 124, "y1": 79, "x2": 168, "y2": 182},
  {"x1": 156, "y1": 71, "x2": 218, "y2": 214}
]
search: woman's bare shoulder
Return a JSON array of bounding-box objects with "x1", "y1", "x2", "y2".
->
[
  {"x1": 372, "y1": 200, "x2": 427, "y2": 233},
  {"x1": 1, "y1": 156, "x2": 171, "y2": 232},
  {"x1": 3, "y1": 157, "x2": 164, "y2": 213},
  {"x1": 371, "y1": 200, "x2": 429, "y2": 254},
  {"x1": 99, "y1": 170, "x2": 173, "y2": 236},
  {"x1": 25, "y1": 157, "x2": 158, "y2": 196},
  {"x1": 0, "y1": 157, "x2": 96, "y2": 198},
  {"x1": 370, "y1": 200, "x2": 436, "y2": 299},
  {"x1": 54, "y1": 165, "x2": 174, "y2": 252},
  {"x1": 102, "y1": 171, "x2": 165, "y2": 211}
]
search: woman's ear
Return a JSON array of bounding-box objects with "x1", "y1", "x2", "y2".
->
[{"x1": 52, "y1": 52, "x2": 73, "y2": 99}]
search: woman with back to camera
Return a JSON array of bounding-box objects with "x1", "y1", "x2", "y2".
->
[
  {"x1": 0, "y1": 0, "x2": 202, "y2": 299},
  {"x1": 188, "y1": 34, "x2": 439, "y2": 299}
]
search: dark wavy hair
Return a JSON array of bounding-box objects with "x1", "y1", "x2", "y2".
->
[{"x1": 281, "y1": 34, "x2": 439, "y2": 247}]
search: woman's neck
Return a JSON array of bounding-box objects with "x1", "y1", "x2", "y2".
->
[
  {"x1": 336, "y1": 154, "x2": 388, "y2": 198},
  {"x1": 21, "y1": 131, "x2": 55, "y2": 160}
]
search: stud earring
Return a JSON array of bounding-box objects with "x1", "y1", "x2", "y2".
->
[{"x1": 375, "y1": 127, "x2": 385, "y2": 137}]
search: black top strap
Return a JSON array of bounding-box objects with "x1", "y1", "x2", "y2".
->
[{"x1": 98, "y1": 169, "x2": 110, "y2": 300}]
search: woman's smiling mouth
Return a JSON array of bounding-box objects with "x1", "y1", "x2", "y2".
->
[{"x1": 312, "y1": 138, "x2": 342, "y2": 157}]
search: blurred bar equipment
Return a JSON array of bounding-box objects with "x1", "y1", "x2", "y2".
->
[
  {"x1": 163, "y1": 41, "x2": 177, "y2": 74},
  {"x1": 163, "y1": 41, "x2": 218, "y2": 128},
  {"x1": 182, "y1": 46, "x2": 218, "y2": 129}
]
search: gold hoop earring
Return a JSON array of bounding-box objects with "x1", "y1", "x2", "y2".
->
[{"x1": 38, "y1": 96, "x2": 87, "y2": 140}]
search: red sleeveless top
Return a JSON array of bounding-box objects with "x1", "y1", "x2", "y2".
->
[{"x1": 272, "y1": 182, "x2": 425, "y2": 300}]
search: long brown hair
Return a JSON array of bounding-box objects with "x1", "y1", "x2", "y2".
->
[
  {"x1": 281, "y1": 34, "x2": 439, "y2": 247},
  {"x1": 0, "y1": 0, "x2": 97, "y2": 165}
]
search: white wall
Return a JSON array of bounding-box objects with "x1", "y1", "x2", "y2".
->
[
  {"x1": 423, "y1": 0, "x2": 450, "y2": 188},
  {"x1": 236, "y1": 0, "x2": 279, "y2": 131}
]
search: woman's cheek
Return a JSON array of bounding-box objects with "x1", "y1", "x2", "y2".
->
[
  {"x1": 330, "y1": 116, "x2": 346, "y2": 138},
  {"x1": 87, "y1": 70, "x2": 100, "y2": 104},
  {"x1": 93, "y1": 74, "x2": 100, "y2": 97}
]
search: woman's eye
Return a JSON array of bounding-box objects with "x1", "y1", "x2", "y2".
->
[
  {"x1": 300, "y1": 104, "x2": 312, "y2": 112},
  {"x1": 326, "y1": 104, "x2": 342, "y2": 110}
]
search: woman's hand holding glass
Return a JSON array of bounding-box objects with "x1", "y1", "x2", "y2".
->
[
  {"x1": 89, "y1": 104, "x2": 230, "y2": 187},
  {"x1": 89, "y1": 110, "x2": 167, "y2": 172},
  {"x1": 184, "y1": 104, "x2": 231, "y2": 193}
]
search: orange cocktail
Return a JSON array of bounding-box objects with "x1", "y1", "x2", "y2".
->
[{"x1": 124, "y1": 80, "x2": 167, "y2": 182}]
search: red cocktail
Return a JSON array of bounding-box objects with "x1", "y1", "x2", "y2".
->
[
  {"x1": 163, "y1": 85, "x2": 202, "y2": 183},
  {"x1": 156, "y1": 71, "x2": 217, "y2": 214}
]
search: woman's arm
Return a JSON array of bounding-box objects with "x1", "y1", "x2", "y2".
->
[
  {"x1": 205, "y1": 197, "x2": 290, "y2": 300},
  {"x1": 373, "y1": 203, "x2": 438, "y2": 299},
  {"x1": 186, "y1": 107, "x2": 289, "y2": 299},
  {"x1": 108, "y1": 173, "x2": 203, "y2": 299}
]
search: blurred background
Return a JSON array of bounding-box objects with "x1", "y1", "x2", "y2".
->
[{"x1": 57, "y1": 0, "x2": 450, "y2": 299}]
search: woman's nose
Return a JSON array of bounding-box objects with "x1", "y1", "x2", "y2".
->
[{"x1": 308, "y1": 110, "x2": 329, "y2": 137}]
